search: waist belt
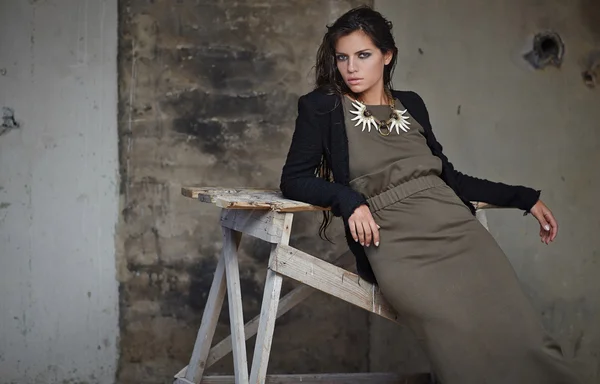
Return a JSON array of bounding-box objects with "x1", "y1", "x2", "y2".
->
[{"x1": 366, "y1": 175, "x2": 445, "y2": 213}]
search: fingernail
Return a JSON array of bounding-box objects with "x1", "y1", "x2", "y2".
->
[
  {"x1": 544, "y1": 225, "x2": 550, "y2": 231},
  {"x1": 377, "y1": 225, "x2": 381, "y2": 229},
  {"x1": 375, "y1": 242, "x2": 379, "y2": 247},
  {"x1": 360, "y1": 242, "x2": 364, "y2": 246},
  {"x1": 366, "y1": 244, "x2": 370, "y2": 247},
  {"x1": 354, "y1": 238, "x2": 358, "y2": 242}
]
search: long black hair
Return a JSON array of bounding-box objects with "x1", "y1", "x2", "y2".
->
[{"x1": 314, "y1": 5, "x2": 398, "y2": 240}]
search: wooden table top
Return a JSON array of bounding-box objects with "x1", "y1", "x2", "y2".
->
[
  {"x1": 181, "y1": 187, "x2": 328, "y2": 212},
  {"x1": 181, "y1": 186, "x2": 496, "y2": 212}
]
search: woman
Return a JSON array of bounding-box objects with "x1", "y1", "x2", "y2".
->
[{"x1": 280, "y1": 5, "x2": 581, "y2": 384}]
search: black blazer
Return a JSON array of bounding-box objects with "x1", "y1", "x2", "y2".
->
[{"x1": 280, "y1": 88, "x2": 540, "y2": 283}]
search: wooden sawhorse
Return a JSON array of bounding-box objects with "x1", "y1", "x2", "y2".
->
[{"x1": 174, "y1": 187, "x2": 493, "y2": 384}]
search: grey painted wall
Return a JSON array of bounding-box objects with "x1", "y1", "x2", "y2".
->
[
  {"x1": 372, "y1": 0, "x2": 600, "y2": 382},
  {"x1": 0, "y1": 1, "x2": 120, "y2": 383}
]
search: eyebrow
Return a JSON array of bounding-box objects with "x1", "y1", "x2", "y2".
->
[{"x1": 335, "y1": 49, "x2": 372, "y2": 55}]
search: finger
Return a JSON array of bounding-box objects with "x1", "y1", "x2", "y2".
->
[
  {"x1": 349, "y1": 220, "x2": 358, "y2": 242},
  {"x1": 544, "y1": 225, "x2": 551, "y2": 244},
  {"x1": 536, "y1": 214, "x2": 551, "y2": 245},
  {"x1": 540, "y1": 224, "x2": 549, "y2": 244},
  {"x1": 356, "y1": 221, "x2": 365, "y2": 246},
  {"x1": 538, "y1": 216, "x2": 551, "y2": 232},
  {"x1": 545, "y1": 212, "x2": 558, "y2": 242},
  {"x1": 363, "y1": 221, "x2": 373, "y2": 247},
  {"x1": 542, "y1": 212, "x2": 555, "y2": 243},
  {"x1": 370, "y1": 221, "x2": 380, "y2": 246}
]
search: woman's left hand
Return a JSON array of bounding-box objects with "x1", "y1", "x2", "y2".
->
[{"x1": 529, "y1": 200, "x2": 558, "y2": 244}]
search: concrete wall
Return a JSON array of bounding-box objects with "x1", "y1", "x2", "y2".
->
[
  {"x1": 2, "y1": 1, "x2": 597, "y2": 382},
  {"x1": 115, "y1": 1, "x2": 371, "y2": 383},
  {"x1": 0, "y1": 1, "x2": 120, "y2": 383},
  {"x1": 372, "y1": 0, "x2": 600, "y2": 382}
]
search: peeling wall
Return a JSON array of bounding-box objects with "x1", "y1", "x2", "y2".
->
[
  {"x1": 0, "y1": 1, "x2": 120, "y2": 383},
  {"x1": 372, "y1": 0, "x2": 600, "y2": 382},
  {"x1": 116, "y1": 1, "x2": 371, "y2": 383}
]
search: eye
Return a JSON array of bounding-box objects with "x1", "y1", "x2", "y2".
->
[
  {"x1": 358, "y1": 52, "x2": 371, "y2": 59},
  {"x1": 335, "y1": 54, "x2": 347, "y2": 62}
]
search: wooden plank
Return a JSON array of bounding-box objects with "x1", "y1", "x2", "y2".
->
[
  {"x1": 472, "y1": 201, "x2": 500, "y2": 210},
  {"x1": 249, "y1": 268, "x2": 283, "y2": 384},
  {"x1": 176, "y1": 252, "x2": 356, "y2": 380},
  {"x1": 207, "y1": 283, "x2": 314, "y2": 368},
  {"x1": 181, "y1": 187, "x2": 274, "y2": 199},
  {"x1": 222, "y1": 228, "x2": 249, "y2": 384},
  {"x1": 475, "y1": 209, "x2": 489, "y2": 230},
  {"x1": 174, "y1": 378, "x2": 194, "y2": 384},
  {"x1": 220, "y1": 209, "x2": 286, "y2": 244},
  {"x1": 175, "y1": 285, "x2": 316, "y2": 380},
  {"x1": 249, "y1": 213, "x2": 294, "y2": 384},
  {"x1": 216, "y1": 199, "x2": 323, "y2": 212},
  {"x1": 198, "y1": 373, "x2": 430, "y2": 383},
  {"x1": 183, "y1": 186, "x2": 500, "y2": 214},
  {"x1": 181, "y1": 253, "x2": 228, "y2": 383},
  {"x1": 181, "y1": 187, "x2": 325, "y2": 212},
  {"x1": 271, "y1": 245, "x2": 400, "y2": 323},
  {"x1": 216, "y1": 197, "x2": 495, "y2": 213},
  {"x1": 278, "y1": 213, "x2": 294, "y2": 245},
  {"x1": 214, "y1": 194, "x2": 325, "y2": 213}
]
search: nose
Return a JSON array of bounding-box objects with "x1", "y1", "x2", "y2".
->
[{"x1": 347, "y1": 57, "x2": 357, "y2": 73}]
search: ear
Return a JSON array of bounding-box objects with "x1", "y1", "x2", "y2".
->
[{"x1": 384, "y1": 49, "x2": 394, "y2": 65}]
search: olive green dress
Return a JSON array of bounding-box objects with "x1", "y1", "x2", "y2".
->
[{"x1": 342, "y1": 95, "x2": 580, "y2": 384}]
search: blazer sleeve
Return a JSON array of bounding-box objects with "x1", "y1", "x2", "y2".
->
[
  {"x1": 412, "y1": 92, "x2": 541, "y2": 212},
  {"x1": 280, "y1": 95, "x2": 367, "y2": 220}
]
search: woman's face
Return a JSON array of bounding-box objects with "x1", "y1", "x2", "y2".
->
[{"x1": 335, "y1": 30, "x2": 393, "y2": 95}]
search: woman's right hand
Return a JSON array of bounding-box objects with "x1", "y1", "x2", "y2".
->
[{"x1": 348, "y1": 204, "x2": 380, "y2": 247}]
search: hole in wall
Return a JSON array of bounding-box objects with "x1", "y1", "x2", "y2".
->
[
  {"x1": 539, "y1": 35, "x2": 560, "y2": 57},
  {"x1": 582, "y1": 64, "x2": 599, "y2": 89},
  {"x1": 582, "y1": 70, "x2": 595, "y2": 88},
  {"x1": 523, "y1": 31, "x2": 564, "y2": 69},
  {"x1": 582, "y1": 51, "x2": 600, "y2": 89},
  {"x1": 0, "y1": 107, "x2": 20, "y2": 137}
]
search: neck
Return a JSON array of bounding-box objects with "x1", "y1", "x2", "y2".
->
[{"x1": 359, "y1": 82, "x2": 388, "y2": 105}]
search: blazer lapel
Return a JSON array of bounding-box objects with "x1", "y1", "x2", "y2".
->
[{"x1": 328, "y1": 95, "x2": 350, "y2": 185}]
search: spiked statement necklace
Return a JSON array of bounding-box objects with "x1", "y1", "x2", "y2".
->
[{"x1": 348, "y1": 91, "x2": 411, "y2": 136}]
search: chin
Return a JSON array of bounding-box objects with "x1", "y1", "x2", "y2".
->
[{"x1": 346, "y1": 83, "x2": 367, "y2": 94}]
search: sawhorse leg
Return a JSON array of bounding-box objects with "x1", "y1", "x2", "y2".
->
[
  {"x1": 249, "y1": 212, "x2": 293, "y2": 384},
  {"x1": 223, "y1": 228, "x2": 249, "y2": 383},
  {"x1": 175, "y1": 252, "x2": 356, "y2": 380},
  {"x1": 178, "y1": 227, "x2": 246, "y2": 384}
]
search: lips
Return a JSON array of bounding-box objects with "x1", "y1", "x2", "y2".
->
[{"x1": 347, "y1": 78, "x2": 362, "y2": 85}]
